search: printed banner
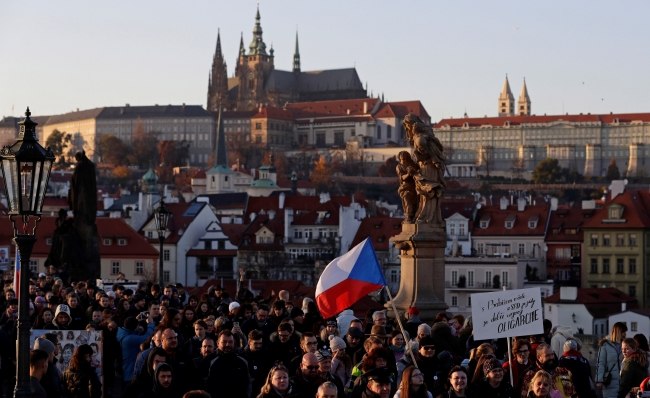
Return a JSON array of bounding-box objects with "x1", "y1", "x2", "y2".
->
[
  {"x1": 30, "y1": 330, "x2": 103, "y2": 381},
  {"x1": 471, "y1": 287, "x2": 543, "y2": 340}
]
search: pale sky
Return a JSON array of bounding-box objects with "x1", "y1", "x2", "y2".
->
[{"x1": 1, "y1": 0, "x2": 649, "y2": 122}]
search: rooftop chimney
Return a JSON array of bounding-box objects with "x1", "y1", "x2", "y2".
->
[
  {"x1": 499, "y1": 197, "x2": 508, "y2": 210},
  {"x1": 622, "y1": 302, "x2": 627, "y2": 312},
  {"x1": 559, "y1": 286, "x2": 578, "y2": 301},
  {"x1": 517, "y1": 197, "x2": 526, "y2": 212},
  {"x1": 550, "y1": 197, "x2": 558, "y2": 211}
]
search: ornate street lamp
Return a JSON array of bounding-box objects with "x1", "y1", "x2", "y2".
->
[
  {"x1": 154, "y1": 198, "x2": 171, "y2": 287},
  {"x1": 0, "y1": 108, "x2": 54, "y2": 398}
]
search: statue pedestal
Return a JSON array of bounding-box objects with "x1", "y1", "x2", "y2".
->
[{"x1": 385, "y1": 223, "x2": 448, "y2": 321}]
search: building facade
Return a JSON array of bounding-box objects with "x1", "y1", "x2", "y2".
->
[
  {"x1": 207, "y1": 6, "x2": 367, "y2": 112},
  {"x1": 434, "y1": 78, "x2": 650, "y2": 178}
]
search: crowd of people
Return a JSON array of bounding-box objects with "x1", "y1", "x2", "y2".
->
[{"x1": 2, "y1": 267, "x2": 649, "y2": 398}]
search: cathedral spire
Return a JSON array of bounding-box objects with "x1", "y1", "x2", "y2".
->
[
  {"x1": 518, "y1": 78, "x2": 531, "y2": 116},
  {"x1": 249, "y1": 4, "x2": 267, "y2": 55},
  {"x1": 293, "y1": 30, "x2": 301, "y2": 73},
  {"x1": 214, "y1": 107, "x2": 227, "y2": 168},
  {"x1": 215, "y1": 28, "x2": 223, "y2": 58},
  {"x1": 498, "y1": 74, "x2": 515, "y2": 117},
  {"x1": 239, "y1": 32, "x2": 245, "y2": 56}
]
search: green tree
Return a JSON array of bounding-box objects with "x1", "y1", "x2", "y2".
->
[
  {"x1": 606, "y1": 157, "x2": 620, "y2": 181},
  {"x1": 532, "y1": 158, "x2": 562, "y2": 184},
  {"x1": 98, "y1": 135, "x2": 130, "y2": 166},
  {"x1": 44, "y1": 129, "x2": 72, "y2": 167}
]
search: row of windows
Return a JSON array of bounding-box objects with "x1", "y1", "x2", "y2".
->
[
  {"x1": 448, "y1": 223, "x2": 466, "y2": 236},
  {"x1": 590, "y1": 233, "x2": 637, "y2": 246},
  {"x1": 293, "y1": 229, "x2": 337, "y2": 239},
  {"x1": 103, "y1": 238, "x2": 128, "y2": 246},
  {"x1": 110, "y1": 261, "x2": 145, "y2": 275},
  {"x1": 589, "y1": 258, "x2": 637, "y2": 274},
  {"x1": 450, "y1": 295, "x2": 471, "y2": 307},
  {"x1": 450, "y1": 270, "x2": 510, "y2": 287}
]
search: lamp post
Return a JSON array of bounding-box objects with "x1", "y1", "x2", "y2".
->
[
  {"x1": 154, "y1": 198, "x2": 170, "y2": 287},
  {"x1": 0, "y1": 108, "x2": 54, "y2": 398}
]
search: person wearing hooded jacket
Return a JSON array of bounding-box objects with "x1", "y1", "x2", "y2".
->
[
  {"x1": 550, "y1": 326, "x2": 574, "y2": 359},
  {"x1": 337, "y1": 309, "x2": 358, "y2": 337},
  {"x1": 44, "y1": 304, "x2": 73, "y2": 330},
  {"x1": 137, "y1": 362, "x2": 182, "y2": 398},
  {"x1": 117, "y1": 314, "x2": 155, "y2": 384},
  {"x1": 430, "y1": 322, "x2": 462, "y2": 357},
  {"x1": 123, "y1": 347, "x2": 167, "y2": 397}
]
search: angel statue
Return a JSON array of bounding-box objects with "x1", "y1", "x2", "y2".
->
[{"x1": 403, "y1": 113, "x2": 446, "y2": 225}]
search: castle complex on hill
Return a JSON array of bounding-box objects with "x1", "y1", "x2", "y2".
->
[{"x1": 206, "y1": 6, "x2": 367, "y2": 112}]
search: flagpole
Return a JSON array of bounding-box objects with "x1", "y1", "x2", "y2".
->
[
  {"x1": 503, "y1": 286, "x2": 514, "y2": 387},
  {"x1": 385, "y1": 286, "x2": 418, "y2": 369}
]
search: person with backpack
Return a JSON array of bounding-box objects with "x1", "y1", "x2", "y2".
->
[{"x1": 596, "y1": 322, "x2": 627, "y2": 398}]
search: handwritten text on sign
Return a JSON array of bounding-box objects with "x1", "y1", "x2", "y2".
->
[{"x1": 471, "y1": 288, "x2": 543, "y2": 340}]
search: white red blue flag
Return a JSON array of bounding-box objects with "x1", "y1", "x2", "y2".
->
[{"x1": 315, "y1": 238, "x2": 387, "y2": 319}]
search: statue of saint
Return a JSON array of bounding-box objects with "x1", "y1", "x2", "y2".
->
[
  {"x1": 403, "y1": 114, "x2": 446, "y2": 225},
  {"x1": 396, "y1": 151, "x2": 419, "y2": 223},
  {"x1": 68, "y1": 151, "x2": 97, "y2": 226}
]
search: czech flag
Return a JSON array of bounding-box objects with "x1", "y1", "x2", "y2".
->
[
  {"x1": 14, "y1": 251, "x2": 20, "y2": 299},
  {"x1": 316, "y1": 238, "x2": 387, "y2": 319}
]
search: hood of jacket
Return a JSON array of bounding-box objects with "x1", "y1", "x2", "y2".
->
[
  {"x1": 561, "y1": 349, "x2": 582, "y2": 358},
  {"x1": 337, "y1": 309, "x2": 354, "y2": 318},
  {"x1": 116, "y1": 326, "x2": 141, "y2": 340},
  {"x1": 52, "y1": 304, "x2": 71, "y2": 327},
  {"x1": 431, "y1": 321, "x2": 453, "y2": 336},
  {"x1": 152, "y1": 362, "x2": 174, "y2": 395},
  {"x1": 553, "y1": 326, "x2": 573, "y2": 339}
]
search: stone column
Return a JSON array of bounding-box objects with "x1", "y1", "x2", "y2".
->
[
  {"x1": 386, "y1": 223, "x2": 448, "y2": 321},
  {"x1": 627, "y1": 143, "x2": 643, "y2": 177},
  {"x1": 584, "y1": 144, "x2": 602, "y2": 177}
]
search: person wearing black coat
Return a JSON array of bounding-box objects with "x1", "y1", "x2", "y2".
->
[
  {"x1": 123, "y1": 347, "x2": 167, "y2": 398},
  {"x1": 62, "y1": 345, "x2": 102, "y2": 398},
  {"x1": 137, "y1": 362, "x2": 182, "y2": 398},
  {"x1": 471, "y1": 357, "x2": 516, "y2": 398}
]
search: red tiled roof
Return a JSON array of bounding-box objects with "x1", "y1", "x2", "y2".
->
[
  {"x1": 238, "y1": 214, "x2": 285, "y2": 251},
  {"x1": 441, "y1": 199, "x2": 477, "y2": 220},
  {"x1": 350, "y1": 216, "x2": 403, "y2": 251},
  {"x1": 193, "y1": 170, "x2": 206, "y2": 179},
  {"x1": 581, "y1": 190, "x2": 650, "y2": 229},
  {"x1": 434, "y1": 112, "x2": 650, "y2": 129},
  {"x1": 141, "y1": 202, "x2": 206, "y2": 244},
  {"x1": 374, "y1": 101, "x2": 430, "y2": 120},
  {"x1": 220, "y1": 224, "x2": 248, "y2": 247},
  {"x1": 286, "y1": 98, "x2": 380, "y2": 118},
  {"x1": 0, "y1": 216, "x2": 158, "y2": 257},
  {"x1": 251, "y1": 106, "x2": 294, "y2": 121},
  {"x1": 545, "y1": 208, "x2": 593, "y2": 242},
  {"x1": 291, "y1": 200, "x2": 340, "y2": 226},
  {"x1": 545, "y1": 287, "x2": 638, "y2": 319},
  {"x1": 186, "y1": 249, "x2": 237, "y2": 257},
  {"x1": 473, "y1": 204, "x2": 549, "y2": 236},
  {"x1": 43, "y1": 197, "x2": 70, "y2": 207},
  {"x1": 295, "y1": 116, "x2": 375, "y2": 124}
]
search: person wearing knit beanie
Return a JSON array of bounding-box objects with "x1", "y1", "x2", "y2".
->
[
  {"x1": 417, "y1": 323, "x2": 431, "y2": 340},
  {"x1": 329, "y1": 335, "x2": 346, "y2": 352},
  {"x1": 34, "y1": 337, "x2": 55, "y2": 356},
  {"x1": 483, "y1": 357, "x2": 502, "y2": 376}
]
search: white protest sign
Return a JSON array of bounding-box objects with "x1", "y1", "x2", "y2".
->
[{"x1": 471, "y1": 287, "x2": 543, "y2": 340}]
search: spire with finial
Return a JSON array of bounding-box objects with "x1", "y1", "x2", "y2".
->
[
  {"x1": 249, "y1": 4, "x2": 267, "y2": 56},
  {"x1": 498, "y1": 74, "x2": 515, "y2": 117},
  {"x1": 518, "y1": 77, "x2": 531, "y2": 116},
  {"x1": 239, "y1": 32, "x2": 245, "y2": 57},
  {"x1": 215, "y1": 28, "x2": 223, "y2": 59},
  {"x1": 293, "y1": 29, "x2": 301, "y2": 73},
  {"x1": 270, "y1": 42, "x2": 274, "y2": 57}
]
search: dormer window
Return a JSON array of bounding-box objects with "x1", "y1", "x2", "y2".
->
[
  {"x1": 103, "y1": 238, "x2": 112, "y2": 246},
  {"x1": 528, "y1": 221, "x2": 537, "y2": 229},
  {"x1": 552, "y1": 228, "x2": 559, "y2": 235},
  {"x1": 480, "y1": 221, "x2": 488, "y2": 229},
  {"x1": 118, "y1": 239, "x2": 127, "y2": 246},
  {"x1": 609, "y1": 208, "x2": 620, "y2": 219},
  {"x1": 505, "y1": 221, "x2": 513, "y2": 229}
]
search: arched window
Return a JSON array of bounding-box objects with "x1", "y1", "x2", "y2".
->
[
  {"x1": 387, "y1": 125, "x2": 392, "y2": 139},
  {"x1": 376, "y1": 125, "x2": 382, "y2": 139}
]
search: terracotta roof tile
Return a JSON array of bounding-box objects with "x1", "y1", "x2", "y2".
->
[
  {"x1": 350, "y1": 216, "x2": 403, "y2": 251},
  {"x1": 581, "y1": 190, "x2": 650, "y2": 229},
  {"x1": 473, "y1": 204, "x2": 549, "y2": 236}
]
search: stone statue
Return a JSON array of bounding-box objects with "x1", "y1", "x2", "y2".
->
[
  {"x1": 403, "y1": 114, "x2": 446, "y2": 225},
  {"x1": 68, "y1": 151, "x2": 97, "y2": 227},
  {"x1": 396, "y1": 151, "x2": 419, "y2": 223},
  {"x1": 50, "y1": 151, "x2": 101, "y2": 281}
]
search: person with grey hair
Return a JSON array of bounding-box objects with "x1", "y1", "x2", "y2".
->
[
  {"x1": 368, "y1": 310, "x2": 393, "y2": 334},
  {"x1": 317, "y1": 381, "x2": 338, "y2": 398},
  {"x1": 558, "y1": 338, "x2": 596, "y2": 398}
]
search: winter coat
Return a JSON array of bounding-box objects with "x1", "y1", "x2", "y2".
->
[
  {"x1": 435, "y1": 387, "x2": 478, "y2": 398},
  {"x1": 205, "y1": 350, "x2": 252, "y2": 398},
  {"x1": 472, "y1": 378, "x2": 517, "y2": 398},
  {"x1": 62, "y1": 362, "x2": 102, "y2": 398},
  {"x1": 40, "y1": 357, "x2": 64, "y2": 398},
  {"x1": 243, "y1": 346, "x2": 273, "y2": 398},
  {"x1": 597, "y1": 337, "x2": 622, "y2": 398},
  {"x1": 519, "y1": 360, "x2": 576, "y2": 398},
  {"x1": 337, "y1": 309, "x2": 358, "y2": 337},
  {"x1": 137, "y1": 362, "x2": 182, "y2": 398},
  {"x1": 116, "y1": 322, "x2": 155, "y2": 382},
  {"x1": 503, "y1": 359, "x2": 532, "y2": 392},
  {"x1": 430, "y1": 322, "x2": 462, "y2": 357},
  {"x1": 394, "y1": 387, "x2": 433, "y2": 398},
  {"x1": 558, "y1": 349, "x2": 596, "y2": 398},
  {"x1": 550, "y1": 327, "x2": 574, "y2": 358},
  {"x1": 618, "y1": 355, "x2": 648, "y2": 398}
]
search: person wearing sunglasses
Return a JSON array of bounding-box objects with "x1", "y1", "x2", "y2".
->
[
  {"x1": 471, "y1": 357, "x2": 516, "y2": 398},
  {"x1": 394, "y1": 365, "x2": 433, "y2": 398},
  {"x1": 415, "y1": 336, "x2": 441, "y2": 397},
  {"x1": 503, "y1": 339, "x2": 533, "y2": 392},
  {"x1": 290, "y1": 353, "x2": 325, "y2": 398}
]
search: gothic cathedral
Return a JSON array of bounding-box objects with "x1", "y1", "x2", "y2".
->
[{"x1": 207, "y1": 6, "x2": 368, "y2": 112}]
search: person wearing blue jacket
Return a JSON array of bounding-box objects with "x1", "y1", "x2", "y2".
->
[{"x1": 117, "y1": 313, "x2": 155, "y2": 384}]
